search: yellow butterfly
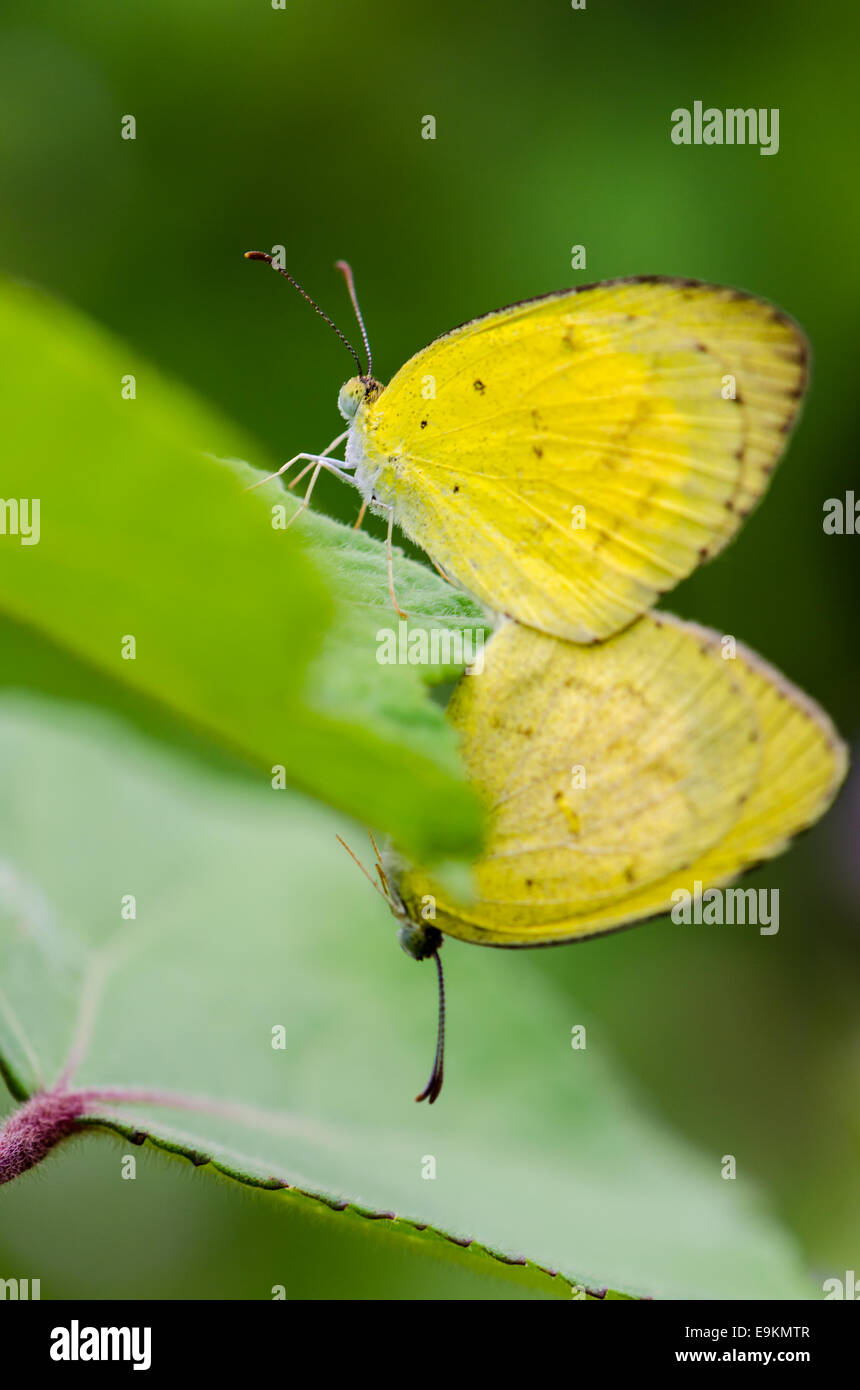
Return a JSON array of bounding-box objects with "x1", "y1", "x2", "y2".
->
[
  {"x1": 341, "y1": 613, "x2": 846, "y2": 1100},
  {"x1": 247, "y1": 254, "x2": 806, "y2": 641}
]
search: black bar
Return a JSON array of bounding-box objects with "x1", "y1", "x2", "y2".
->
[{"x1": 2, "y1": 1298, "x2": 856, "y2": 1373}]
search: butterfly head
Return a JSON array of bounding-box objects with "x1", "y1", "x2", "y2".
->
[
  {"x1": 397, "y1": 918, "x2": 443, "y2": 961},
  {"x1": 337, "y1": 375, "x2": 383, "y2": 422},
  {"x1": 380, "y1": 850, "x2": 443, "y2": 959}
]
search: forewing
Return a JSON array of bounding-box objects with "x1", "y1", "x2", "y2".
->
[{"x1": 363, "y1": 278, "x2": 806, "y2": 641}]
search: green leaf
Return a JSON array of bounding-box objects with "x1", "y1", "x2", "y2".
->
[
  {"x1": 0, "y1": 700, "x2": 814, "y2": 1299},
  {"x1": 0, "y1": 277, "x2": 486, "y2": 862}
]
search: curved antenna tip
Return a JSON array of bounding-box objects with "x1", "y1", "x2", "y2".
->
[
  {"x1": 242, "y1": 252, "x2": 363, "y2": 375},
  {"x1": 414, "y1": 1077, "x2": 443, "y2": 1105}
]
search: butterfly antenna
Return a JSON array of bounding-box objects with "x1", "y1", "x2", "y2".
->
[
  {"x1": 415, "y1": 948, "x2": 446, "y2": 1105},
  {"x1": 367, "y1": 830, "x2": 392, "y2": 894},
  {"x1": 335, "y1": 834, "x2": 390, "y2": 904},
  {"x1": 334, "y1": 260, "x2": 372, "y2": 377},
  {"x1": 244, "y1": 251, "x2": 363, "y2": 376}
]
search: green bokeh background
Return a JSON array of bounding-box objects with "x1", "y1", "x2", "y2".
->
[{"x1": 0, "y1": 0, "x2": 858, "y2": 1297}]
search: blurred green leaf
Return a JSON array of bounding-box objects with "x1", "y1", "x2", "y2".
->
[
  {"x1": 0, "y1": 278, "x2": 486, "y2": 862},
  {"x1": 0, "y1": 701, "x2": 814, "y2": 1299}
]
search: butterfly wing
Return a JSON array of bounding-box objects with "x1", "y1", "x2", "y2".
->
[
  {"x1": 357, "y1": 278, "x2": 806, "y2": 641},
  {"x1": 396, "y1": 615, "x2": 846, "y2": 945}
]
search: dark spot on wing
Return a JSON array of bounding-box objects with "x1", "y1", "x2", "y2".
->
[
  {"x1": 420, "y1": 419, "x2": 427, "y2": 429},
  {"x1": 474, "y1": 379, "x2": 485, "y2": 393},
  {"x1": 533, "y1": 445, "x2": 543, "y2": 457}
]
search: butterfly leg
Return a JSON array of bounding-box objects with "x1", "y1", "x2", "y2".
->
[
  {"x1": 379, "y1": 504, "x2": 408, "y2": 619},
  {"x1": 288, "y1": 458, "x2": 355, "y2": 490},
  {"x1": 430, "y1": 556, "x2": 455, "y2": 585},
  {"x1": 282, "y1": 459, "x2": 358, "y2": 530},
  {"x1": 287, "y1": 459, "x2": 320, "y2": 490},
  {"x1": 244, "y1": 429, "x2": 350, "y2": 491},
  {"x1": 353, "y1": 500, "x2": 368, "y2": 531},
  {"x1": 282, "y1": 462, "x2": 324, "y2": 529}
]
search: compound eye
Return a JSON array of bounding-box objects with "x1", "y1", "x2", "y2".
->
[
  {"x1": 337, "y1": 377, "x2": 363, "y2": 421},
  {"x1": 397, "y1": 921, "x2": 443, "y2": 961}
]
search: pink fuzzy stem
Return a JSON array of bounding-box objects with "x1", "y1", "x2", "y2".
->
[
  {"x1": 0, "y1": 1090, "x2": 89, "y2": 1185},
  {"x1": 0, "y1": 1082, "x2": 320, "y2": 1185}
]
